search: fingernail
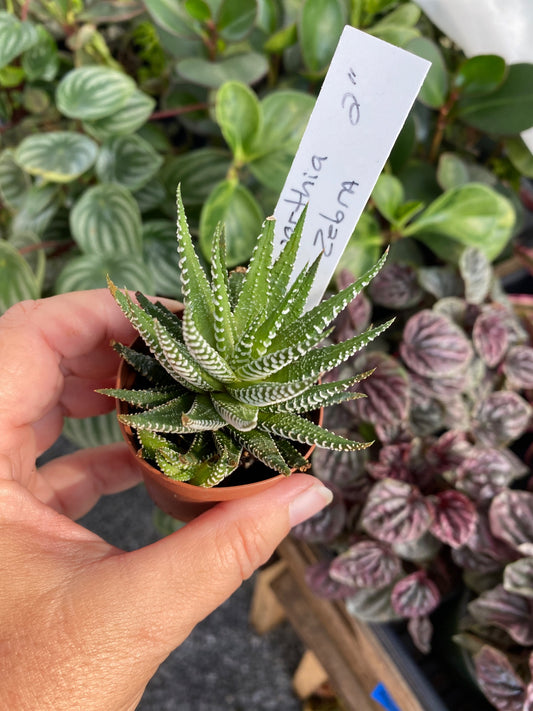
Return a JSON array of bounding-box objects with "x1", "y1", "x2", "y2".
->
[{"x1": 289, "y1": 483, "x2": 333, "y2": 528}]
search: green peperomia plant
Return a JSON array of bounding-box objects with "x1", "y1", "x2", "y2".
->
[{"x1": 99, "y1": 189, "x2": 391, "y2": 486}]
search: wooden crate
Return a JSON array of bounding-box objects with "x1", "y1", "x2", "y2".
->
[{"x1": 251, "y1": 537, "x2": 426, "y2": 711}]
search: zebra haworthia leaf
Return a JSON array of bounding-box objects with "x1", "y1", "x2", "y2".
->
[{"x1": 106, "y1": 188, "x2": 389, "y2": 486}]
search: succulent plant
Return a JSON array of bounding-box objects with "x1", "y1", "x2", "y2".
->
[
  {"x1": 100, "y1": 189, "x2": 391, "y2": 487},
  {"x1": 294, "y1": 246, "x2": 533, "y2": 665}
]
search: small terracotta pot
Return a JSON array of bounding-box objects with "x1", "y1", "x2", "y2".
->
[{"x1": 116, "y1": 336, "x2": 322, "y2": 522}]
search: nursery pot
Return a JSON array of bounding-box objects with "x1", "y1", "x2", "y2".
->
[{"x1": 116, "y1": 331, "x2": 323, "y2": 522}]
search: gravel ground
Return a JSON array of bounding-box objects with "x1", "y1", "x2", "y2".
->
[{"x1": 41, "y1": 438, "x2": 305, "y2": 711}]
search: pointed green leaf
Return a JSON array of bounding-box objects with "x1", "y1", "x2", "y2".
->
[
  {"x1": 228, "y1": 376, "x2": 316, "y2": 406},
  {"x1": 135, "y1": 292, "x2": 183, "y2": 340},
  {"x1": 268, "y1": 374, "x2": 372, "y2": 413},
  {"x1": 272, "y1": 249, "x2": 389, "y2": 351},
  {"x1": 15, "y1": 132, "x2": 98, "y2": 183},
  {"x1": 176, "y1": 186, "x2": 216, "y2": 345},
  {"x1": 211, "y1": 224, "x2": 234, "y2": 359},
  {"x1": 181, "y1": 394, "x2": 227, "y2": 431},
  {"x1": 230, "y1": 427, "x2": 291, "y2": 475},
  {"x1": 213, "y1": 429, "x2": 243, "y2": 467},
  {"x1": 275, "y1": 438, "x2": 310, "y2": 471},
  {"x1": 155, "y1": 451, "x2": 195, "y2": 481},
  {"x1": 210, "y1": 393, "x2": 258, "y2": 431},
  {"x1": 56, "y1": 65, "x2": 136, "y2": 120},
  {"x1": 119, "y1": 395, "x2": 196, "y2": 433},
  {"x1": 97, "y1": 386, "x2": 181, "y2": 408},
  {"x1": 258, "y1": 412, "x2": 371, "y2": 451},
  {"x1": 269, "y1": 207, "x2": 307, "y2": 305},
  {"x1": 230, "y1": 310, "x2": 266, "y2": 370},
  {"x1": 274, "y1": 320, "x2": 394, "y2": 383},
  {"x1": 233, "y1": 217, "x2": 275, "y2": 336},
  {"x1": 111, "y1": 342, "x2": 172, "y2": 385},
  {"x1": 153, "y1": 317, "x2": 221, "y2": 390},
  {"x1": 182, "y1": 308, "x2": 235, "y2": 383}
]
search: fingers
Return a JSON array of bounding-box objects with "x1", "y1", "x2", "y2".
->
[
  {"x1": 104, "y1": 474, "x2": 332, "y2": 658},
  {"x1": 36, "y1": 443, "x2": 143, "y2": 519},
  {"x1": 0, "y1": 291, "x2": 136, "y2": 428}
]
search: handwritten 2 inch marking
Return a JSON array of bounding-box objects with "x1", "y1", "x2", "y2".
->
[
  {"x1": 313, "y1": 179, "x2": 359, "y2": 257},
  {"x1": 342, "y1": 67, "x2": 361, "y2": 126}
]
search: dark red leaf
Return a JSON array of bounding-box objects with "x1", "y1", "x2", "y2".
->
[
  {"x1": 366, "y1": 440, "x2": 434, "y2": 489},
  {"x1": 469, "y1": 585, "x2": 533, "y2": 645},
  {"x1": 362, "y1": 478, "x2": 434, "y2": 544},
  {"x1": 430, "y1": 490, "x2": 477, "y2": 547},
  {"x1": 349, "y1": 351, "x2": 410, "y2": 427},
  {"x1": 503, "y1": 345, "x2": 533, "y2": 389},
  {"x1": 407, "y1": 615, "x2": 433, "y2": 654},
  {"x1": 330, "y1": 540, "x2": 401, "y2": 589},
  {"x1": 472, "y1": 391, "x2": 532, "y2": 447},
  {"x1": 391, "y1": 571, "x2": 440, "y2": 617},
  {"x1": 456, "y1": 448, "x2": 528, "y2": 502},
  {"x1": 369, "y1": 262, "x2": 423, "y2": 309},
  {"x1": 304, "y1": 561, "x2": 357, "y2": 600},
  {"x1": 426, "y1": 430, "x2": 474, "y2": 475},
  {"x1": 490, "y1": 490, "x2": 533, "y2": 553},
  {"x1": 400, "y1": 309, "x2": 473, "y2": 378},
  {"x1": 474, "y1": 645, "x2": 525, "y2": 711},
  {"x1": 472, "y1": 307, "x2": 510, "y2": 367}
]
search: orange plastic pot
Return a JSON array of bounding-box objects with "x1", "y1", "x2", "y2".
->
[{"x1": 116, "y1": 335, "x2": 322, "y2": 522}]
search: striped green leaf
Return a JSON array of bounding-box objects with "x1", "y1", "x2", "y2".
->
[
  {"x1": 9, "y1": 230, "x2": 45, "y2": 292},
  {"x1": 233, "y1": 216, "x2": 274, "y2": 337},
  {"x1": 56, "y1": 65, "x2": 136, "y2": 120},
  {"x1": 135, "y1": 292, "x2": 183, "y2": 340},
  {"x1": 228, "y1": 377, "x2": 316, "y2": 406},
  {"x1": 83, "y1": 89, "x2": 155, "y2": 139},
  {"x1": 274, "y1": 320, "x2": 394, "y2": 383},
  {"x1": 230, "y1": 427, "x2": 291, "y2": 475},
  {"x1": 0, "y1": 240, "x2": 39, "y2": 312},
  {"x1": 182, "y1": 394, "x2": 226, "y2": 431},
  {"x1": 12, "y1": 184, "x2": 61, "y2": 236},
  {"x1": 0, "y1": 12, "x2": 38, "y2": 69},
  {"x1": 268, "y1": 374, "x2": 371, "y2": 413},
  {"x1": 95, "y1": 134, "x2": 163, "y2": 191},
  {"x1": 271, "y1": 249, "x2": 389, "y2": 351},
  {"x1": 0, "y1": 149, "x2": 31, "y2": 210},
  {"x1": 63, "y1": 412, "x2": 123, "y2": 448},
  {"x1": 258, "y1": 412, "x2": 371, "y2": 451},
  {"x1": 56, "y1": 253, "x2": 153, "y2": 293},
  {"x1": 21, "y1": 24, "x2": 58, "y2": 81},
  {"x1": 15, "y1": 132, "x2": 98, "y2": 183},
  {"x1": 97, "y1": 387, "x2": 181, "y2": 408},
  {"x1": 182, "y1": 308, "x2": 235, "y2": 382},
  {"x1": 210, "y1": 393, "x2": 258, "y2": 431},
  {"x1": 211, "y1": 225, "x2": 234, "y2": 359},
  {"x1": 176, "y1": 186, "x2": 216, "y2": 345},
  {"x1": 134, "y1": 179, "x2": 166, "y2": 214},
  {"x1": 119, "y1": 395, "x2": 196, "y2": 433},
  {"x1": 70, "y1": 184, "x2": 142, "y2": 255},
  {"x1": 142, "y1": 220, "x2": 183, "y2": 299},
  {"x1": 112, "y1": 343, "x2": 172, "y2": 385}
]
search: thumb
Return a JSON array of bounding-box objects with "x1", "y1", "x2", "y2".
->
[{"x1": 105, "y1": 473, "x2": 332, "y2": 656}]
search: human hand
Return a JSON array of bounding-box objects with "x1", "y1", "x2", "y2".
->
[{"x1": 0, "y1": 291, "x2": 332, "y2": 711}]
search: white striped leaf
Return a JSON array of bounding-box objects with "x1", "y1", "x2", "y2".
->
[
  {"x1": 21, "y1": 25, "x2": 58, "y2": 81},
  {"x1": 83, "y1": 89, "x2": 155, "y2": 139},
  {"x1": 63, "y1": 412, "x2": 123, "y2": 448},
  {"x1": 9, "y1": 230, "x2": 46, "y2": 292},
  {"x1": 210, "y1": 393, "x2": 258, "y2": 431},
  {"x1": 134, "y1": 179, "x2": 166, "y2": 214},
  {"x1": 56, "y1": 253, "x2": 153, "y2": 293},
  {"x1": 0, "y1": 149, "x2": 31, "y2": 209},
  {"x1": 70, "y1": 184, "x2": 142, "y2": 255},
  {"x1": 182, "y1": 395, "x2": 227, "y2": 431},
  {"x1": 258, "y1": 413, "x2": 371, "y2": 451},
  {"x1": 142, "y1": 220, "x2": 182, "y2": 298},
  {"x1": 56, "y1": 65, "x2": 136, "y2": 120},
  {"x1": 95, "y1": 134, "x2": 163, "y2": 191},
  {"x1": 0, "y1": 12, "x2": 39, "y2": 69},
  {"x1": 230, "y1": 427, "x2": 291, "y2": 475},
  {"x1": 0, "y1": 240, "x2": 39, "y2": 312},
  {"x1": 227, "y1": 377, "x2": 316, "y2": 406},
  {"x1": 15, "y1": 132, "x2": 98, "y2": 183},
  {"x1": 182, "y1": 308, "x2": 235, "y2": 382},
  {"x1": 12, "y1": 184, "x2": 60, "y2": 235}
]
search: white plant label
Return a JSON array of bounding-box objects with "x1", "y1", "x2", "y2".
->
[{"x1": 273, "y1": 25, "x2": 430, "y2": 308}]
